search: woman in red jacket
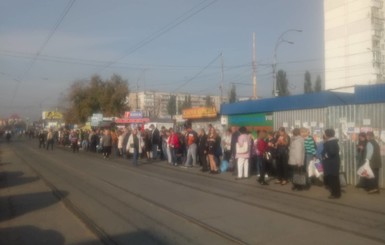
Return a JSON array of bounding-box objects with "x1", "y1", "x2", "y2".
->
[{"x1": 168, "y1": 128, "x2": 180, "y2": 166}]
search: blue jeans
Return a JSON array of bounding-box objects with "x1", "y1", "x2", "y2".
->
[
  {"x1": 170, "y1": 148, "x2": 177, "y2": 165},
  {"x1": 184, "y1": 143, "x2": 197, "y2": 166},
  {"x1": 132, "y1": 148, "x2": 139, "y2": 165}
]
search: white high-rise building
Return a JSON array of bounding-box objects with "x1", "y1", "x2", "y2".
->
[{"x1": 324, "y1": 0, "x2": 385, "y2": 91}]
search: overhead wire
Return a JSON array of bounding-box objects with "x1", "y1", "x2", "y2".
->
[
  {"x1": 100, "y1": 0, "x2": 218, "y2": 71},
  {"x1": 10, "y1": 0, "x2": 76, "y2": 107}
]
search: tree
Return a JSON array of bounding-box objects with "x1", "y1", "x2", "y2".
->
[
  {"x1": 64, "y1": 74, "x2": 129, "y2": 124},
  {"x1": 314, "y1": 75, "x2": 322, "y2": 92},
  {"x1": 205, "y1": 95, "x2": 214, "y2": 107},
  {"x1": 304, "y1": 71, "x2": 313, "y2": 93},
  {"x1": 229, "y1": 84, "x2": 237, "y2": 103},
  {"x1": 167, "y1": 95, "x2": 177, "y2": 118},
  {"x1": 276, "y1": 70, "x2": 290, "y2": 96}
]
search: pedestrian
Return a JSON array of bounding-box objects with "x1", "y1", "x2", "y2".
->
[
  {"x1": 235, "y1": 126, "x2": 251, "y2": 179},
  {"x1": 256, "y1": 130, "x2": 269, "y2": 185},
  {"x1": 302, "y1": 128, "x2": 317, "y2": 188},
  {"x1": 365, "y1": 131, "x2": 382, "y2": 194},
  {"x1": 183, "y1": 123, "x2": 198, "y2": 167},
  {"x1": 275, "y1": 127, "x2": 290, "y2": 185},
  {"x1": 70, "y1": 130, "x2": 79, "y2": 153},
  {"x1": 207, "y1": 127, "x2": 220, "y2": 174},
  {"x1": 168, "y1": 128, "x2": 180, "y2": 166},
  {"x1": 101, "y1": 129, "x2": 112, "y2": 159},
  {"x1": 355, "y1": 132, "x2": 368, "y2": 188},
  {"x1": 289, "y1": 128, "x2": 305, "y2": 191},
  {"x1": 46, "y1": 129, "x2": 54, "y2": 150},
  {"x1": 322, "y1": 128, "x2": 341, "y2": 199},
  {"x1": 222, "y1": 128, "x2": 232, "y2": 162},
  {"x1": 126, "y1": 129, "x2": 143, "y2": 165},
  {"x1": 150, "y1": 124, "x2": 160, "y2": 160},
  {"x1": 198, "y1": 128, "x2": 209, "y2": 172}
]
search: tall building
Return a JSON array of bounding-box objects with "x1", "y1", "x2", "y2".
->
[
  {"x1": 324, "y1": 0, "x2": 385, "y2": 91},
  {"x1": 127, "y1": 91, "x2": 222, "y2": 119}
]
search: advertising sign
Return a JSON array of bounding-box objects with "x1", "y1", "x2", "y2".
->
[
  {"x1": 228, "y1": 113, "x2": 273, "y2": 131},
  {"x1": 42, "y1": 111, "x2": 63, "y2": 120},
  {"x1": 124, "y1": 111, "x2": 143, "y2": 119},
  {"x1": 182, "y1": 107, "x2": 217, "y2": 119}
]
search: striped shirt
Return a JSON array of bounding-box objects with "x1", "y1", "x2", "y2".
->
[{"x1": 304, "y1": 136, "x2": 317, "y2": 155}]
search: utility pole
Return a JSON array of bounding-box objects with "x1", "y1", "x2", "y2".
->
[
  {"x1": 252, "y1": 32, "x2": 257, "y2": 99},
  {"x1": 136, "y1": 79, "x2": 139, "y2": 111},
  {"x1": 220, "y1": 52, "x2": 224, "y2": 104}
]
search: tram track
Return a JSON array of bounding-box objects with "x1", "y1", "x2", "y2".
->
[
  {"x1": 12, "y1": 142, "x2": 248, "y2": 245},
  {"x1": 12, "y1": 140, "x2": 385, "y2": 244}
]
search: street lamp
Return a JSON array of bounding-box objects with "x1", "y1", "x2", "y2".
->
[{"x1": 272, "y1": 29, "x2": 302, "y2": 96}]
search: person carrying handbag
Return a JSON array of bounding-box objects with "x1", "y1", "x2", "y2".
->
[{"x1": 288, "y1": 128, "x2": 305, "y2": 191}]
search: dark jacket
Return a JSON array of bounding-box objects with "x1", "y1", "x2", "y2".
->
[
  {"x1": 151, "y1": 128, "x2": 160, "y2": 146},
  {"x1": 368, "y1": 139, "x2": 382, "y2": 169},
  {"x1": 322, "y1": 137, "x2": 340, "y2": 176},
  {"x1": 198, "y1": 134, "x2": 207, "y2": 155}
]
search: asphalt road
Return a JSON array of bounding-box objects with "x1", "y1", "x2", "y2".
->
[{"x1": 1, "y1": 138, "x2": 385, "y2": 245}]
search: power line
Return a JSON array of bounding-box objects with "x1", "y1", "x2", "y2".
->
[
  {"x1": 100, "y1": 0, "x2": 218, "y2": 71},
  {"x1": 172, "y1": 54, "x2": 221, "y2": 93},
  {"x1": 10, "y1": 0, "x2": 76, "y2": 107}
]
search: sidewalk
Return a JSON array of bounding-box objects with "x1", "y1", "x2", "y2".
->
[{"x1": 0, "y1": 142, "x2": 103, "y2": 245}]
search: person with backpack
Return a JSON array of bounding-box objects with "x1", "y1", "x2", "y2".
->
[{"x1": 183, "y1": 124, "x2": 198, "y2": 167}]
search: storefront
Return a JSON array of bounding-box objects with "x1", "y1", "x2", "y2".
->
[{"x1": 182, "y1": 107, "x2": 221, "y2": 133}]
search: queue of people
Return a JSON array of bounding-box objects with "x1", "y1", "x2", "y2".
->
[{"x1": 33, "y1": 123, "x2": 382, "y2": 199}]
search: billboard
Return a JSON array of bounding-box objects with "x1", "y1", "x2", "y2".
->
[
  {"x1": 182, "y1": 107, "x2": 217, "y2": 119},
  {"x1": 42, "y1": 111, "x2": 63, "y2": 120}
]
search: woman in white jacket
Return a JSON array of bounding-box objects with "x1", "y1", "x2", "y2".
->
[
  {"x1": 289, "y1": 128, "x2": 305, "y2": 190},
  {"x1": 126, "y1": 129, "x2": 143, "y2": 165}
]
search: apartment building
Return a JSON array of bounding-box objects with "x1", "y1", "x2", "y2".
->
[{"x1": 324, "y1": 0, "x2": 385, "y2": 91}]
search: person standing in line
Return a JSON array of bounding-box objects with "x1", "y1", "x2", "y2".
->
[
  {"x1": 288, "y1": 128, "x2": 305, "y2": 191},
  {"x1": 126, "y1": 129, "x2": 143, "y2": 166},
  {"x1": 355, "y1": 132, "x2": 368, "y2": 188},
  {"x1": 183, "y1": 124, "x2": 198, "y2": 167},
  {"x1": 230, "y1": 126, "x2": 240, "y2": 174},
  {"x1": 101, "y1": 129, "x2": 112, "y2": 159},
  {"x1": 365, "y1": 131, "x2": 382, "y2": 194},
  {"x1": 149, "y1": 124, "x2": 160, "y2": 160},
  {"x1": 168, "y1": 128, "x2": 179, "y2": 166},
  {"x1": 46, "y1": 129, "x2": 54, "y2": 150},
  {"x1": 206, "y1": 127, "x2": 220, "y2": 174},
  {"x1": 70, "y1": 130, "x2": 79, "y2": 153},
  {"x1": 122, "y1": 127, "x2": 130, "y2": 159},
  {"x1": 222, "y1": 128, "x2": 232, "y2": 162},
  {"x1": 275, "y1": 127, "x2": 290, "y2": 185},
  {"x1": 322, "y1": 129, "x2": 341, "y2": 199},
  {"x1": 117, "y1": 130, "x2": 124, "y2": 157},
  {"x1": 302, "y1": 128, "x2": 317, "y2": 188},
  {"x1": 235, "y1": 127, "x2": 251, "y2": 179},
  {"x1": 111, "y1": 129, "x2": 119, "y2": 158},
  {"x1": 256, "y1": 130, "x2": 269, "y2": 185},
  {"x1": 160, "y1": 126, "x2": 168, "y2": 161},
  {"x1": 198, "y1": 128, "x2": 209, "y2": 172}
]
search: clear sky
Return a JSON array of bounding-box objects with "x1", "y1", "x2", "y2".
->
[{"x1": 0, "y1": 0, "x2": 324, "y2": 120}]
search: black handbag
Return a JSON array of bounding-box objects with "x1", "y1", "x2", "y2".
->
[{"x1": 292, "y1": 168, "x2": 307, "y2": 186}]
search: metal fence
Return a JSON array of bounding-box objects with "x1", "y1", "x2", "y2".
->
[{"x1": 273, "y1": 104, "x2": 384, "y2": 187}]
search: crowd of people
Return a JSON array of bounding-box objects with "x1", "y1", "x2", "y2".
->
[{"x1": 32, "y1": 122, "x2": 382, "y2": 199}]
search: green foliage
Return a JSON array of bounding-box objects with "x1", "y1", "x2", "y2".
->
[
  {"x1": 64, "y1": 74, "x2": 129, "y2": 124},
  {"x1": 229, "y1": 84, "x2": 237, "y2": 103},
  {"x1": 314, "y1": 75, "x2": 322, "y2": 92},
  {"x1": 304, "y1": 71, "x2": 313, "y2": 93},
  {"x1": 167, "y1": 95, "x2": 176, "y2": 118},
  {"x1": 276, "y1": 70, "x2": 290, "y2": 96},
  {"x1": 205, "y1": 95, "x2": 213, "y2": 107}
]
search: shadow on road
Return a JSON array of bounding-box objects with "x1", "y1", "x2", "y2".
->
[
  {"x1": 0, "y1": 190, "x2": 69, "y2": 222},
  {"x1": 0, "y1": 225, "x2": 66, "y2": 245},
  {"x1": 0, "y1": 171, "x2": 39, "y2": 189}
]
